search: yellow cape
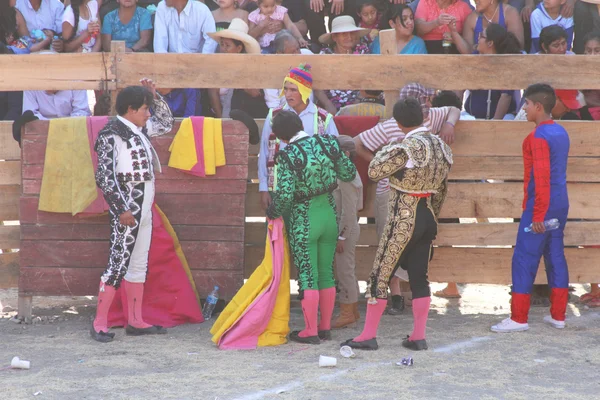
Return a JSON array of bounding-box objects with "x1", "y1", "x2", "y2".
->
[{"x1": 38, "y1": 117, "x2": 98, "y2": 215}]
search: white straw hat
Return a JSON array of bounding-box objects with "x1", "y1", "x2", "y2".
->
[
  {"x1": 580, "y1": 0, "x2": 600, "y2": 4},
  {"x1": 318, "y1": 16, "x2": 370, "y2": 45},
  {"x1": 208, "y1": 18, "x2": 261, "y2": 54}
]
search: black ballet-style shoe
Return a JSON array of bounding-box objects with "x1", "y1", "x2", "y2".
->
[
  {"x1": 340, "y1": 338, "x2": 379, "y2": 350},
  {"x1": 289, "y1": 330, "x2": 320, "y2": 344},
  {"x1": 90, "y1": 326, "x2": 115, "y2": 343},
  {"x1": 402, "y1": 336, "x2": 428, "y2": 350},
  {"x1": 318, "y1": 330, "x2": 331, "y2": 340},
  {"x1": 125, "y1": 325, "x2": 168, "y2": 336}
]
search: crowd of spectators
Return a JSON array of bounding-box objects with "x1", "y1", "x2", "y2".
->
[{"x1": 1, "y1": 0, "x2": 600, "y2": 122}]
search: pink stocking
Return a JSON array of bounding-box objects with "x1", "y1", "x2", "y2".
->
[
  {"x1": 298, "y1": 289, "x2": 319, "y2": 338},
  {"x1": 409, "y1": 296, "x2": 431, "y2": 341},
  {"x1": 318, "y1": 287, "x2": 336, "y2": 331},
  {"x1": 123, "y1": 280, "x2": 152, "y2": 329},
  {"x1": 93, "y1": 281, "x2": 116, "y2": 333},
  {"x1": 353, "y1": 299, "x2": 387, "y2": 342}
]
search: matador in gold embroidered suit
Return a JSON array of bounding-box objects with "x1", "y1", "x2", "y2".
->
[{"x1": 342, "y1": 98, "x2": 452, "y2": 352}]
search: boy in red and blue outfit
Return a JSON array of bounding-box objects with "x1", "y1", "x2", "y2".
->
[{"x1": 492, "y1": 84, "x2": 570, "y2": 333}]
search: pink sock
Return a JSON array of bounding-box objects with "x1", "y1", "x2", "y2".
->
[
  {"x1": 93, "y1": 281, "x2": 116, "y2": 333},
  {"x1": 318, "y1": 287, "x2": 336, "y2": 331},
  {"x1": 123, "y1": 280, "x2": 153, "y2": 329},
  {"x1": 353, "y1": 299, "x2": 387, "y2": 342},
  {"x1": 409, "y1": 296, "x2": 431, "y2": 341},
  {"x1": 298, "y1": 289, "x2": 319, "y2": 338}
]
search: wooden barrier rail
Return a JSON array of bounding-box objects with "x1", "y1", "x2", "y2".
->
[{"x1": 1, "y1": 37, "x2": 600, "y2": 316}]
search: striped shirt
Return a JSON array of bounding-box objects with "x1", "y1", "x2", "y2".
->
[{"x1": 357, "y1": 106, "x2": 452, "y2": 194}]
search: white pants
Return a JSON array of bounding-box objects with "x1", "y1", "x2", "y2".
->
[{"x1": 101, "y1": 181, "x2": 155, "y2": 287}]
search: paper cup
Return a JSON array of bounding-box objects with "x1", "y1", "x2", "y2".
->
[
  {"x1": 318, "y1": 355, "x2": 337, "y2": 367},
  {"x1": 11, "y1": 357, "x2": 30, "y2": 369},
  {"x1": 339, "y1": 346, "x2": 356, "y2": 358}
]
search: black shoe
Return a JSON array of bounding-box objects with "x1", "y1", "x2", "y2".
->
[
  {"x1": 90, "y1": 326, "x2": 115, "y2": 343},
  {"x1": 402, "y1": 336, "x2": 428, "y2": 351},
  {"x1": 318, "y1": 330, "x2": 331, "y2": 340},
  {"x1": 289, "y1": 330, "x2": 320, "y2": 344},
  {"x1": 340, "y1": 338, "x2": 379, "y2": 350},
  {"x1": 387, "y1": 295, "x2": 405, "y2": 315},
  {"x1": 125, "y1": 325, "x2": 167, "y2": 336}
]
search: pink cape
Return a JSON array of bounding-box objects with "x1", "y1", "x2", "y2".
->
[
  {"x1": 108, "y1": 205, "x2": 204, "y2": 328},
  {"x1": 215, "y1": 219, "x2": 288, "y2": 349}
]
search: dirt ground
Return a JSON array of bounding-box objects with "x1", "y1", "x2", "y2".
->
[{"x1": 1, "y1": 283, "x2": 599, "y2": 400}]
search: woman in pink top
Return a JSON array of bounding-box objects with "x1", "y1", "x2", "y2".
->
[{"x1": 415, "y1": 0, "x2": 472, "y2": 54}]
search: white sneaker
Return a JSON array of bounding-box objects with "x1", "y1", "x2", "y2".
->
[
  {"x1": 544, "y1": 315, "x2": 565, "y2": 329},
  {"x1": 491, "y1": 318, "x2": 529, "y2": 333}
]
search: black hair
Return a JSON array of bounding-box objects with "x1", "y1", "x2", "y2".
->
[
  {"x1": 0, "y1": 0, "x2": 17, "y2": 45},
  {"x1": 393, "y1": 97, "x2": 424, "y2": 127},
  {"x1": 583, "y1": 31, "x2": 600, "y2": 47},
  {"x1": 485, "y1": 23, "x2": 521, "y2": 54},
  {"x1": 523, "y1": 83, "x2": 556, "y2": 114},
  {"x1": 65, "y1": 0, "x2": 83, "y2": 41},
  {"x1": 432, "y1": 90, "x2": 462, "y2": 109},
  {"x1": 115, "y1": 86, "x2": 154, "y2": 116},
  {"x1": 365, "y1": 90, "x2": 383, "y2": 97},
  {"x1": 357, "y1": 0, "x2": 378, "y2": 13},
  {"x1": 539, "y1": 25, "x2": 567, "y2": 54},
  {"x1": 380, "y1": 3, "x2": 413, "y2": 31},
  {"x1": 271, "y1": 110, "x2": 303, "y2": 141}
]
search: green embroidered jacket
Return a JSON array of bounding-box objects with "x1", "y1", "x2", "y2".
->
[{"x1": 267, "y1": 134, "x2": 357, "y2": 220}]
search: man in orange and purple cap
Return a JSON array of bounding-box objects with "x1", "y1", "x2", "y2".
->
[
  {"x1": 552, "y1": 90, "x2": 582, "y2": 120},
  {"x1": 257, "y1": 63, "x2": 339, "y2": 212}
]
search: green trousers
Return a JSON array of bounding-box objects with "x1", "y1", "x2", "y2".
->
[{"x1": 286, "y1": 193, "x2": 338, "y2": 292}]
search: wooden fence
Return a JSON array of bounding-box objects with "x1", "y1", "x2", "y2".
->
[{"x1": 1, "y1": 34, "x2": 599, "y2": 317}]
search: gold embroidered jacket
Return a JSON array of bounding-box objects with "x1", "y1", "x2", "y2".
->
[{"x1": 367, "y1": 127, "x2": 453, "y2": 217}]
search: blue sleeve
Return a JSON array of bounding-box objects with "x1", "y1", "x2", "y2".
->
[
  {"x1": 101, "y1": 11, "x2": 113, "y2": 35},
  {"x1": 139, "y1": 8, "x2": 153, "y2": 31},
  {"x1": 183, "y1": 89, "x2": 197, "y2": 118},
  {"x1": 531, "y1": 38, "x2": 540, "y2": 54},
  {"x1": 416, "y1": 38, "x2": 428, "y2": 54},
  {"x1": 370, "y1": 36, "x2": 380, "y2": 54}
]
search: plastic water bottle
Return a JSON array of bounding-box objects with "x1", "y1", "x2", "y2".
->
[
  {"x1": 202, "y1": 286, "x2": 219, "y2": 320},
  {"x1": 524, "y1": 218, "x2": 560, "y2": 233}
]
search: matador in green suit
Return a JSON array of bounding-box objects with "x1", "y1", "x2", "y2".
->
[{"x1": 266, "y1": 111, "x2": 356, "y2": 345}]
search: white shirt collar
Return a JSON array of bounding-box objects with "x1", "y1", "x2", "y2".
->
[
  {"x1": 117, "y1": 115, "x2": 144, "y2": 135},
  {"x1": 290, "y1": 131, "x2": 309, "y2": 143},
  {"x1": 285, "y1": 101, "x2": 316, "y2": 117},
  {"x1": 404, "y1": 126, "x2": 429, "y2": 139}
]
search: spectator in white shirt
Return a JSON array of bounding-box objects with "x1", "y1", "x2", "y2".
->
[
  {"x1": 15, "y1": 0, "x2": 64, "y2": 51},
  {"x1": 153, "y1": 0, "x2": 218, "y2": 54},
  {"x1": 23, "y1": 90, "x2": 91, "y2": 120}
]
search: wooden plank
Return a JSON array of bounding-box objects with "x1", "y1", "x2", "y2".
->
[
  {"x1": 245, "y1": 221, "x2": 600, "y2": 247},
  {"x1": 450, "y1": 156, "x2": 600, "y2": 182},
  {"x1": 23, "y1": 177, "x2": 248, "y2": 196},
  {"x1": 245, "y1": 182, "x2": 600, "y2": 219},
  {"x1": 21, "y1": 224, "x2": 244, "y2": 242},
  {"x1": 18, "y1": 267, "x2": 243, "y2": 299},
  {"x1": 116, "y1": 53, "x2": 600, "y2": 90},
  {"x1": 0, "y1": 53, "x2": 113, "y2": 91},
  {"x1": 0, "y1": 161, "x2": 21, "y2": 185},
  {"x1": 244, "y1": 246, "x2": 600, "y2": 284},
  {"x1": 20, "y1": 240, "x2": 244, "y2": 270},
  {"x1": 452, "y1": 121, "x2": 600, "y2": 157},
  {"x1": 0, "y1": 225, "x2": 20, "y2": 249},
  {"x1": 0, "y1": 252, "x2": 19, "y2": 289},
  {"x1": 247, "y1": 156, "x2": 600, "y2": 182},
  {"x1": 0, "y1": 185, "x2": 20, "y2": 221},
  {"x1": 0, "y1": 124, "x2": 21, "y2": 160},
  {"x1": 20, "y1": 193, "x2": 245, "y2": 226}
]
